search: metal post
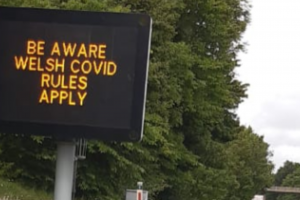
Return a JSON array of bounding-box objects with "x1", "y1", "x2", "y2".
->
[{"x1": 54, "y1": 141, "x2": 76, "y2": 200}]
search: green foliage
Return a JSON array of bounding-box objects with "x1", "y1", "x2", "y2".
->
[
  {"x1": 268, "y1": 162, "x2": 300, "y2": 200},
  {"x1": 277, "y1": 168, "x2": 300, "y2": 200},
  {"x1": 0, "y1": 134, "x2": 56, "y2": 192},
  {"x1": 225, "y1": 127, "x2": 274, "y2": 200},
  {"x1": 275, "y1": 161, "x2": 300, "y2": 186},
  {"x1": 0, "y1": 0, "x2": 274, "y2": 199}
]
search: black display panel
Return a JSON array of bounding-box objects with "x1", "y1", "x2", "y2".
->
[{"x1": 0, "y1": 6, "x2": 152, "y2": 141}]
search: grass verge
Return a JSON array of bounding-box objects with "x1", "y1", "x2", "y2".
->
[{"x1": 0, "y1": 177, "x2": 52, "y2": 200}]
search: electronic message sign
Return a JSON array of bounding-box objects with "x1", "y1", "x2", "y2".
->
[{"x1": 0, "y1": 6, "x2": 152, "y2": 141}]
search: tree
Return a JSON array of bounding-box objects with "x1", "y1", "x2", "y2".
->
[
  {"x1": 266, "y1": 161, "x2": 300, "y2": 200},
  {"x1": 0, "y1": 0, "x2": 274, "y2": 199},
  {"x1": 275, "y1": 161, "x2": 300, "y2": 186},
  {"x1": 277, "y1": 167, "x2": 300, "y2": 200},
  {"x1": 225, "y1": 127, "x2": 274, "y2": 200}
]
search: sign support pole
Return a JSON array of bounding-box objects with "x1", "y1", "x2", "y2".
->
[{"x1": 54, "y1": 140, "x2": 76, "y2": 200}]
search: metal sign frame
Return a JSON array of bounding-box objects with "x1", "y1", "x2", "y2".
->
[{"x1": 0, "y1": 6, "x2": 152, "y2": 142}]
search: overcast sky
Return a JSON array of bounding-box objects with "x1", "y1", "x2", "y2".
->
[{"x1": 237, "y1": 0, "x2": 300, "y2": 171}]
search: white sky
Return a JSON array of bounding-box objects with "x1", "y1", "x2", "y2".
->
[{"x1": 237, "y1": 0, "x2": 300, "y2": 171}]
